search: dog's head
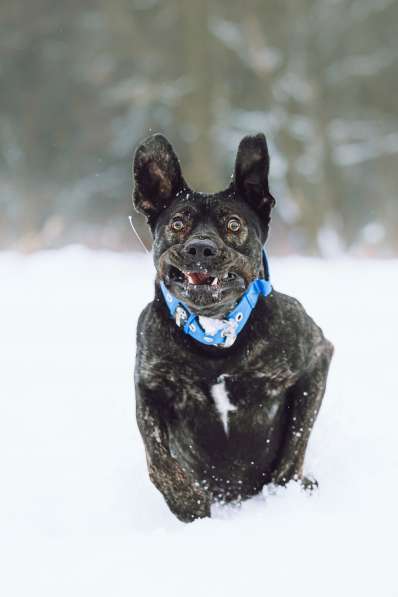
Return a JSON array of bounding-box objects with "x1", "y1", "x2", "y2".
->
[{"x1": 133, "y1": 133, "x2": 275, "y2": 318}]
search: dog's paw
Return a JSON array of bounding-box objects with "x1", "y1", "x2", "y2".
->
[
  {"x1": 270, "y1": 462, "x2": 318, "y2": 494},
  {"x1": 301, "y1": 475, "x2": 318, "y2": 493},
  {"x1": 149, "y1": 459, "x2": 211, "y2": 523},
  {"x1": 172, "y1": 485, "x2": 211, "y2": 523}
]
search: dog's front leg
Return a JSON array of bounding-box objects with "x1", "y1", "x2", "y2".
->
[
  {"x1": 271, "y1": 342, "x2": 333, "y2": 489},
  {"x1": 135, "y1": 385, "x2": 211, "y2": 522}
]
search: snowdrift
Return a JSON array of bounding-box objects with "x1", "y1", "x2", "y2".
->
[{"x1": 0, "y1": 248, "x2": 396, "y2": 596}]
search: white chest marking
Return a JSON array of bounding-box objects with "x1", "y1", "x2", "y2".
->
[
  {"x1": 269, "y1": 402, "x2": 279, "y2": 419},
  {"x1": 210, "y1": 375, "x2": 237, "y2": 435}
]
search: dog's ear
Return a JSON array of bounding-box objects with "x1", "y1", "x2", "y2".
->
[
  {"x1": 133, "y1": 134, "x2": 184, "y2": 226},
  {"x1": 234, "y1": 134, "x2": 276, "y2": 221}
]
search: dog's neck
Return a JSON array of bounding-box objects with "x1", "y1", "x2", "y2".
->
[{"x1": 158, "y1": 250, "x2": 272, "y2": 349}]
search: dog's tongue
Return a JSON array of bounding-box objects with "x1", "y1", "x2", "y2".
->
[{"x1": 186, "y1": 272, "x2": 213, "y2": 285}]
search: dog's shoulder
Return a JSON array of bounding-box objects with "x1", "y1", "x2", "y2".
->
[
  {"x1": 136, "y1": 300, "x2": 153, "y2": 334},
  {"x1": 262, "y1": 289, "x2": 334, "y2": 369},
  {"x1": 271, "y1": 289, "x2": 317, "y2": 329},
  {"x1": 135, "y1": 298, "x2": 180, "y2": 386}
]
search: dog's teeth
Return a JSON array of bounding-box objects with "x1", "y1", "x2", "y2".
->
[
  {"x1": 187, "y1": 274, "x2": 195, "y2": 284},
  {"x1": 223, "y1": 273, "x2": 228, "y2": 279},
  {"x1": 211, "y1": 277, "x2": 218, "y2": 286}
]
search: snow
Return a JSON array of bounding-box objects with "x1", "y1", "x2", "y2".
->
[
  {"x1": 0, "y1": 247, "x2": 397, "y2": 596},
  {"x1": 210, "y1": 375, "x2": 237, "y2": 435},
  {"x1": 198, "y1": 315, "x2": 227, "y2": 336}
]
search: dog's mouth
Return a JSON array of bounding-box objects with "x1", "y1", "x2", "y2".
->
[
  {"x1": 160, "y1": 257, "x2": 251, "y2": 316},
  {"x1": 167, "y1": 265, "x2": 242, "y2": 291}
]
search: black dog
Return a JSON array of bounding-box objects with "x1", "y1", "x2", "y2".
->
[{"x1": 133, "y1": 133, "x2": 333, "y2": 522}]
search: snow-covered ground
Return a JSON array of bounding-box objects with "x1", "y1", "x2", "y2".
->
[{"x1": 1, "y1": 247, "x2": 397, "y2": 597}]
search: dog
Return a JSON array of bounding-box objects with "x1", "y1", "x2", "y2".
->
[{"x1": 133, "y1": 133, "x2": 333, "y2": 522}]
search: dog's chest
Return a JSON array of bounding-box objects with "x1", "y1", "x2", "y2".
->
[
  {"x1": 171, "y1": 368, "x2": 286, "y2": 438},
  {"x1": 163, "y1": 366, "x2": 288, "y2": 479}
]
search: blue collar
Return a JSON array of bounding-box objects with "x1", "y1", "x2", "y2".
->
[{"x1": 159, "y1": 250, "x2": 272, "y2": 348}]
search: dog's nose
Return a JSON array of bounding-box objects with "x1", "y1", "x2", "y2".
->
[{"x1": 183, "y1": 238, "x2": 219, "y2": 260}]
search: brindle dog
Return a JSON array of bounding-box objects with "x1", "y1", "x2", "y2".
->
[{"x1": 133, "y1": 133, "x2": 333, "y2": 522}]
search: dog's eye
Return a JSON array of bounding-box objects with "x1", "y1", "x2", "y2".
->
[
  {"x1": 227, "y1": 217, "x2": 241, "y2": 233},
  {"x1": 171, "y1": 218, "x2": 184, "y2": 232}
]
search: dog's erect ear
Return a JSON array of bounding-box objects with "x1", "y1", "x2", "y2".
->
[
  {"x1": 133, "y1": 134, "x2": 184, "y2": 225},
  {"x1": 234, "y1": 134, "x2": 276, "y2": 221}
]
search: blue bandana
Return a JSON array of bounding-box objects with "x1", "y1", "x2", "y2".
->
[{"x1": 160, "y1": 250, "x2": 272, "y2": 348}]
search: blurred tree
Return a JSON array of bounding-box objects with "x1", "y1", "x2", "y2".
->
[{"x1": 0, "y1": 0, "x2": 397, "y2": 254}]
